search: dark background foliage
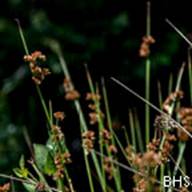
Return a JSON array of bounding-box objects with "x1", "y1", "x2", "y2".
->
[{"x1": 0, "y1": 0, "x2": 192, "y2": 187}]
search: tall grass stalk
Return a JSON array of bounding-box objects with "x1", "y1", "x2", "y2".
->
[
  {"x1": 16, "y1": 21, "x2": 76, "y2": 192},
  {"x1": 101, "y1": 78, "x2": 122, "y2": 191},
  {"x1": 133, "y1": 109, "x2": 144, "y2": 152},
  {"x1": 129, "y1": 110, "x2": 137, "y2": 150},
  {"x1": 188, "y1": 48, "x2": 192, "y2": 104},
  {"x1": 145, "y1": 1, "x2": 151, "y2": 145}
]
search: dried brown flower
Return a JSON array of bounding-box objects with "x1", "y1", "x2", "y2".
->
[
  {"x1": 63, "y1": 78, "x2": 80, "y2": 100},
  {"x1": 108, "y1": 144, "x2": 118, "y2": 154},
  {"x1": 63, "y1": 152, "x2": 72, "y2": 164},
  {"x1": 139, "y1": 35, "x2": 155, "y2": 58},
  {"x1": 0, "y1": 183, "x2": 10, "y2": 192},
  {"x1": 24, "y1": 51, "x2": 46, "y2": 63},
  {"x1": 53, "y1": 152, "x2": 72, "y2": 180},
  {"x1": 82, "y1": 130, "x2": 95, "y2": 154},
  {"x1": 103, "y1": 157, "x2": 114, "y2": 180},
  {"x1": 154, "y1": 114, "x2": 179, "y2": 131},
  {"x1": 133, "y1": 178, "x2": 148, "y2": 192},
  {"x1": 179, "y1": 187, "x2": 189, "y2": 192},
  {"x1": 89, "y1": 111, "x2": 104, "y2": 125},
  {"x1": 51, "y1": 125, "x2": 64, "y2": 142},
  {"x1": 147, "y1": 139, "x2": 160, "y2": 152},
  {"x1": 65, "y1": 90, "x2": 80, "y2": 101},
  {"x1": 177, "y1": 107, "x2": 192, "y2": 141},
  {"x1": 24, "y1": 51, "x2": 50, "y2": 85},
  {"x1": 100, "y1": 129, "x2": 112, "y2": 144},
  {"x1": 54, "y1": 111, "x2": 65, "y2": 121},
  {"x1": 161, "y1": 133, "x2": 176, "y2": 162},
  {"x1": 163, "y1": 91, "x2": 184, "y2": 113},
  {"x1": 35, "y1": 182, "x2": 45, "y2": 192},
  {"x1": 86, "y1": 93, "x2": 101, "y2": 101}
]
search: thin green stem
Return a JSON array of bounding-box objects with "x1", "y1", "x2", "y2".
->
[
  {"x1": 173, "y1": 142, "x2": 186, "y2": 176},
  {"x1": 188, "y1": 48, "x2": 192, "y2": 104},
  {"x1": 31, "y1": 163, "x2": 52, "y2": 192},
  {"x1": 145, "y1": 58, "x2": 151, "y2": 145},
  {"x1": 134, "y1": 109, "x2": 144, "y2": 152},
  {"x1": 145, "y1": 1, "x2": 151, "y2": 145},
  {"x1": 129, "y1": 109, "x2": 136, "y2": 150},
  {"x1": 36, "y1": 85, "x2": 52, "y2": 127},
  {"x1": 15, "y1": 19, "x2": 29, "y2": 55},
  {"x1": 84, "y1": 153, "x2": 95, "y2": 192}
]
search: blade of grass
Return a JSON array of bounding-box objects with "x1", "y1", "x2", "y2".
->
[
  {"x1": 145, "y1": 1, "x2": 151, "y2": 145},
  {"x1": 133, "y1": 108, "x2": 144, "y2": 152},
  {"x1": 122, "y1": 126, "x2": 130, "y2": 146},
  {"x1": 166, "y1": 19, "x2": 192, "y2": 47},
  {"x1": 101, "y1": 78, "x2": 122, "y2": 191},
  {"x1": 188, "y1": 48, "x2": 192, "y2": 104},
  {"x1": 15, "y1": 19, "x2": 52, "y2": 128},
  {"x1": 168, "y1": 73, "x2": 173, "y2": 95},
  {"x1": 129, "y1": 109, "x2": 137, "y2": 150},
  {"x1": 157, "y1": 80, "x2": 163, "y2": 109}
]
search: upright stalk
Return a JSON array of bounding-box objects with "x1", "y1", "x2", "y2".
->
[{"x1": 145, "y1": 1, "x2": 151, "y2": 145}]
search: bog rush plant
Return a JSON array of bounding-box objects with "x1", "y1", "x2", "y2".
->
[{"x1": 1, "y1": 2, "x2": 192, "y2": 192}]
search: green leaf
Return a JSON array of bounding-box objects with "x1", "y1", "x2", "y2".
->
[
  {"x1": 33, "y1": 143, "x2": 55, "y2": 175},
  {"x1": 19, "y1": 155, "x2": 25, "y2": 169},
  {"x1": 13, "y1": 167, "x2": 29, "y2": 178},
  {"x1": 43, "y1": 153, "x2": 56, "y2": 175},
  {"x1": 23, "y1": 183, "x2": 36, "y2": 192},
  {"x1": 34, "y1": 144, "x2": 49, "y2": 170},
  {"x1": 13, "y1": 168, "x2": 24, "y2": 178}
]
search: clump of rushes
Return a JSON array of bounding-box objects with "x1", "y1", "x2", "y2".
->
[{"x1": 2, "y1": 2, "x2": 192, "y2": 192}]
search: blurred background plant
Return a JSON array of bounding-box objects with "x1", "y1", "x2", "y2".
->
[{"x1": 0, "y1": 0, "x2": 192, "y2": 188}]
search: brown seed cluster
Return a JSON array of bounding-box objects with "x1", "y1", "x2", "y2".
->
[
  {"x1": 82, "y1": 130, "x2": 95, "y2": 154},
  {"x1": 139, "y1": 35, "x2": 155, "y2": 57},
  {"x1": 53, "y1": 152, "x2": 72, "y2": 180},
  {"x1": 100, "y1": 129, "x2": 117, "y2": 154},
  {"x1": 177, "y1": 107, "x2": 192, "y2": 141},
  {"x1": 24, "y1": 51, "x2": 46, "y2": 62},
  {"x1": 53, "y1": 111, "x2": 65, "y2": 121},
  {"x1": 147, "y1": 138, "x2": 160, "y2": 152},
  {"x1": 160, "y1": 133, "x2": 176, "y2": 163},
  {"x1": 133, "y1": 178, "x2": 148, "y2": 192},
  {"x1": 86, "y1": 93, "x2": 101, "y2": 101},
  {"x1": 100, "y1": 129, "x2": 111, "y2": 144},
  {"x1": 127, "y1": 131, "x2": 176, "y2": 191},
  {"x1": 51, "y1": 125, "x2": 64, "y2": 142},
  {"x1": 24, "y1": 51, "x2": 51, "y2": 85},
  {"x1": 86, "y1": 93, "x2": 104, "y2": 125},
  {"x1": 163, "y1": 91, "x2": 184, "y2": 113},
  {"x1": 103, "y1": 157, "x2": 115, "y2": 180},
  {"x1": 154, "y1": 114, "x2": 179, "y2": 131},
  {"x1": 0, "y1": 183, "x2": 10, "y2": 192},
  {"x1": 63, "y1": 78, "x2": 80, "y2": 101},
  {"x1": 179, "y1": 187, "x2": 189, "y2": 192},
  {"x1": 126, "y1": 145, "x2": 161, "y2": 171},
  {"x1": 35, "y1": 182, "x2": 45, "y2": 192}
]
